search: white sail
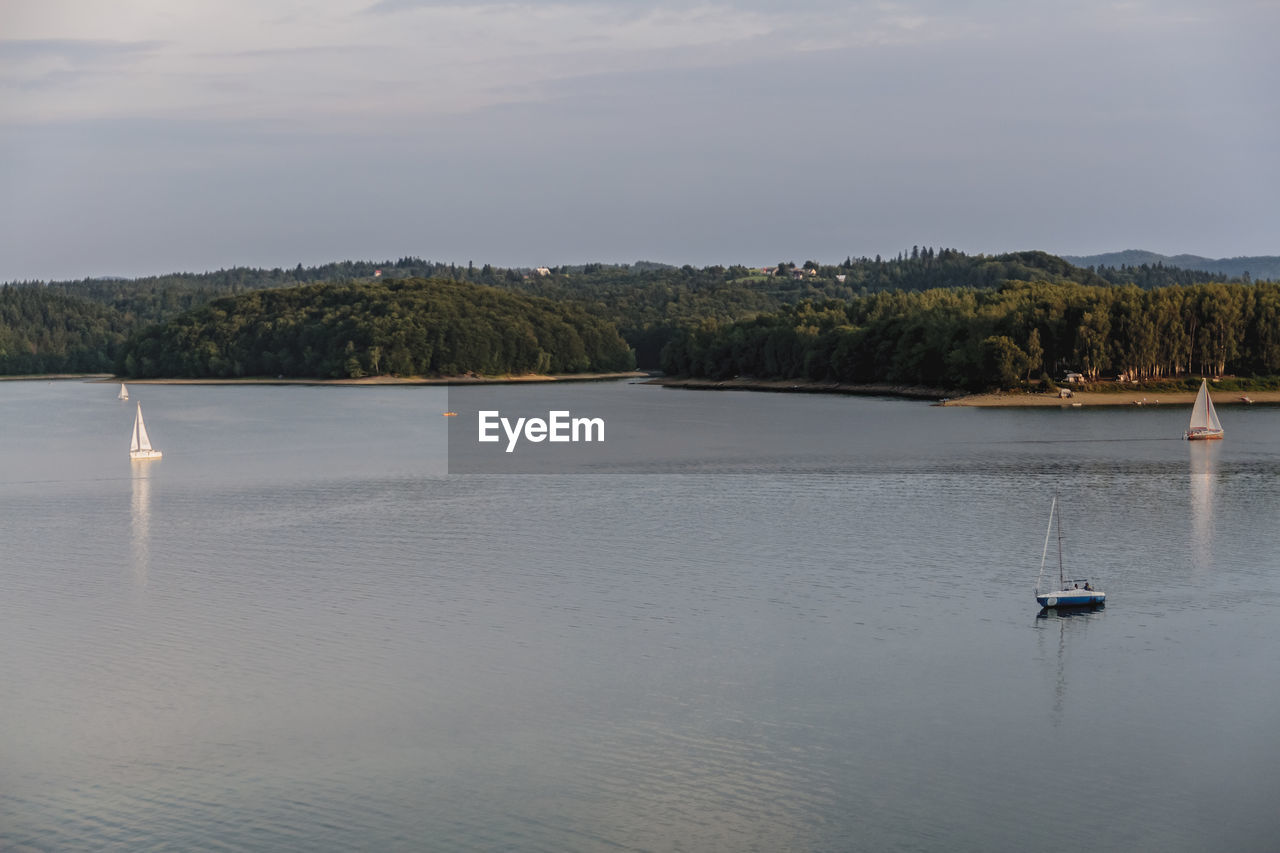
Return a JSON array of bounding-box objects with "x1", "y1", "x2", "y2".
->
[
  {"x1": 1205, "y1": 389, "x2": 1222, "y2": 432},
  {"x1": 1188, "y1": 380, "x2": 1222, "y2": 432},
  {"x1": 135, "y1": 405, "x2": 152, "y2": 451},
  {"x1": 118, "y1": 383, "x2": 129, "y2": 400},
  {"x1": 130, "y1": 403, "x2": 162, "y2": 459}
]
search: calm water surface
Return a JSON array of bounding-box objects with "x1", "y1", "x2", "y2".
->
[{"x1": 2, "y1": 380, "x2": 1279, "y2": 851}]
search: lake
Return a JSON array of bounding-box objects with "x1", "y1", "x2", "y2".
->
[{"x1": 2, "y1": 379, "x2": 1279, "y2": 852}]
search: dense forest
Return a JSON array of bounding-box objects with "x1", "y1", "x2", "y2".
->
[
  {"x1": 35, "y1": 258, "x2": 495, "y2": 328},
  {"x1": 480, "y1": 249, "x2": 1118, "y2": 365},
  {"x1": 117, "y1": 278, "x2": 636, "y2": 379},
  {"x1": 1085, "y1": 263, "x2": 1231, "y2": 289},
  {"x1": 2, "y1": 249, "x2": 1127, "y2": 374},
  {"x1": 2, "y1": 249, "x2": 1275, "y2": 383},
  {"x1": 0, "y1": 286, "x2": 132, "y2": 374},
  {"x1": 659, "y1": 281, "x2": 1280, "y2": 391}
]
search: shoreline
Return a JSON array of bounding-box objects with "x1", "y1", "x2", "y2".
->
[
  {"x1": 1, "y1": 373, "x2": 115, "y2": 382},
  {"x1": 647, "y1": 376, "x2": 1278, "y2": 407},
  {"x1": 62, "y1": 371, "x2": 647, "y2": 386},
  {"x1": 939, "y1": 388, "x2": 1278, "y2": 407},
  {"x1": 646, "y1": 376, "x2": 952, "y2": 400},
  {"x1": 11, "y1": 371, "x2": 1275, "y2": 406}
]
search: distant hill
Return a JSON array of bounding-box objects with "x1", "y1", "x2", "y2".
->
[
  {"x1": 117, "y1": 278, "x2": 636, "y2": 379},
  {"x1": 5, "y1": 248, "x2": 1111, "y2": 374},
  {"x1": 1064, "y1": 250, "x2": 1280, "y2": 281},
  {"x1": 0, "y1": 248, "x2": 1169, "y2": 376}
]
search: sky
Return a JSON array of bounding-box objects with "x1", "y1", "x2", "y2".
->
[{"x1": 2, "y1": 0, "x2": 1278, "y2": 281}]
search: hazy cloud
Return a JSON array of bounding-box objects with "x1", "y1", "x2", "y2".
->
[
  {"x1": 0, "y1": 38, "x2": 163, "y2": 60},
  {"x1": 1, "y1": 0, "x2": 1276, "y2": 279},
  {"x1": 0, "y1": 1, "x2": 998, "y2": 125}
]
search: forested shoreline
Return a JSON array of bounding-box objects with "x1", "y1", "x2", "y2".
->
[
  {"x1": 0, "y1": 286, "x2": 132, "y2": 374},
  {"x1": 660, "y1": 281, "x2": 1280, "y2": 391},
  {"x1": 2, "y1": 250, "x2": 1278, "y2": 386},
  {"x1": 118, "y1": 279, "x2": 635, "y2": 379}
]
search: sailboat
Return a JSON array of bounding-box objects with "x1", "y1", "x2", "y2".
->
[
  {"x1": 1035, "y1": 495, "x2": 1104, "y2": 609},
  {"x1": 118, "y1": 383, "x2": 129, "y2": 400},
  {"x1": 129, "y1": 402, "x2": 163, "y2": 461},
  {"x1": 1185, "y1": 379, "x2": 1223, "y2": 440}
]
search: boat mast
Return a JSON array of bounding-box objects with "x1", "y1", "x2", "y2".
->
[{"x1": 1056, "y1": 499, "x2": 1065, "y2": 589}]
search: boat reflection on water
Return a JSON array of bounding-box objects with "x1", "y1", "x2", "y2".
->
[
  {"x1": 131, "y1": 465, "x2": 151, "y2": 586},
  {"x1": 1189, "y1": 441, "x2": 1218, "y2": 572},
  {"x1": 1035, "y1": 601, "x2": 1106, "y2": 727}
]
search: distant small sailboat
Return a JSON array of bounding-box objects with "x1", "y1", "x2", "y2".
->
[
  {"x1": 118, "y1": 383, "x2": 129, "y2": 400},
  {"x1": 129, "y1": 403, "x2": 162, "y2": 461},
  {"x1": 1185, "y1": 379, "x2": 1224, "y2": 440},
  {"x1": 1035, "y1": 494, "x2": 1104, "y2": 609}
]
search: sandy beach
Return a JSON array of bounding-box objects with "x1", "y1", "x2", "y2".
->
[{"x1": 940, "y1": 388, "x2": 1278, "y2": 407}]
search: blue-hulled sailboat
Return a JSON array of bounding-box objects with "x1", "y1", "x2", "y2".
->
[{"x1": 1035, "y1": 495, "x2": 1104, "y2": 609}]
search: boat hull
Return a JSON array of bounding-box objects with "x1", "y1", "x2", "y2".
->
[
  {"x1": 130, "y1": 449, "x2": 163, "y2": 461},
  {"x1": 1185, "y1": 429, "x2": 1223, "y2": 441},
  {"x1": 1037, "y1": 589, "x2": 1105, "y2": 608}
]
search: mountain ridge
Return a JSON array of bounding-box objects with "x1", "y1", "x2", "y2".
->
[{"x1": 1063, "y1": 250, "x2": 1280, "y2": 281}]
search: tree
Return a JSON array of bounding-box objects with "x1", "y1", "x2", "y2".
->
[
  {"x1": 1024, "y1": 328, "x2": 1043, "y2": 381},
  {"x1": 980, "y1": 336, "x2": 1029, "y2": 389}
]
